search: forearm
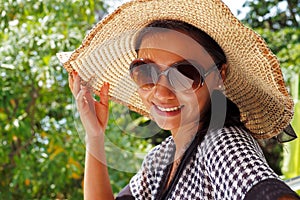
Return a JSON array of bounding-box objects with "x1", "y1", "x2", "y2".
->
[
  {"x1": 68, "y1": 70, "x2": 112, "y2": 199},
  {"x1": 84, "y1": 136, "x2": 114, "y2": 200}
]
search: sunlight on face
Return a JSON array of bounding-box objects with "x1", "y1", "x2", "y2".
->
[{"x1": 136, "y1": 30, "x2": 219, "y2": 134}]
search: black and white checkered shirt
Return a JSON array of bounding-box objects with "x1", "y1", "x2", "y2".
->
[{"x1": 128, "y1": 126, "x2": 280, "y2": 199}]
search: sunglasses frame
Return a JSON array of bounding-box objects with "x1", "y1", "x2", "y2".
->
[{"x1": 129, "y1": 58, "x2": 221, "y2": 92}]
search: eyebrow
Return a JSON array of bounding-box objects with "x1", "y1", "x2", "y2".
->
[{"x1": 134, "y1": 58, "x2": 203, "y2": 68}]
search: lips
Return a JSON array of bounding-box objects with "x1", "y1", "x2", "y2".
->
[
  {"x1": 151, "y1": 104, "x2": 183, "y2": 118},
  {"x1": 156, "y1": 105, "x2": 183, "y2": 112}
]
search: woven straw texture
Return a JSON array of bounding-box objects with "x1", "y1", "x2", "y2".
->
[{"x1": 57, "y1": 0, "x2": 293, "y2": 139}]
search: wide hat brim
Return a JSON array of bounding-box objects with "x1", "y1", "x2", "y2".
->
[{"x1": 57, "y1": 0, "x2": 293, "y2": 139}]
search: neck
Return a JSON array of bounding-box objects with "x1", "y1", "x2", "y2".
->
[{"x1": 171, "y1": 121, "x2": 204, "y2": 160}]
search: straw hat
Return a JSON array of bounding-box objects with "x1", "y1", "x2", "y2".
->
[{"x1": 57, "y1": 0, "x2": 294, "y2": 139}]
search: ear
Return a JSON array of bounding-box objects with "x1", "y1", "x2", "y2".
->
[
  {"x1": 215, "y1": 63, "x2": 227, "y2": 90},
  {"x1": 219, "y1": 63, "x2": 227, "y2": 82}
]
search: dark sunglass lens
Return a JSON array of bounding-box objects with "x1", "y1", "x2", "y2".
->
[
  {"x1": 174, "y1": 64, "x2": 202, "y2": 90},
  {"x1": 130, "y1": 61, "x2": 158, "y2": 90}
]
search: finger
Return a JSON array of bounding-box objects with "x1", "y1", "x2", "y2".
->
[
  {"x1": 76, "y1": 88, "x2": 89, "y2": 112},
  {"x1": 83, "y1": 86, "x2": 96, "y2": 113},
  {"x1": 73, "y1": 72, "x2": 81, "y2": 96},
  {"x1": 99, "y1": 82, "x2": 110, "y2": 106},
  {"x1": 76, "y1": 86, "x2": 97, "y2": 117},
  {"x1": 68, "y1": 72, "x2": 74, "y2": 93},
  {"x1": 94, "y1": 82, "x2": 109, "y2": 106}
]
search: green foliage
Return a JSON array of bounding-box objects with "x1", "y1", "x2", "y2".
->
[
  {"x1": 0, "y1": 0, "x2": 99, "y2": 198},
  {"x1": 283, "y1": 100, "x2": 300, "y2": 194},
  {"x1": 0, "y1": 0, "x2": 152, "y2": 198},
  {"x1": 242, "y1": 0, "x2": 300, "y2": 30}
]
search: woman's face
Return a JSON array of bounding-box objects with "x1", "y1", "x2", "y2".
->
[{"x1": 135, "y1": 30, "x2": 221, "y2": 134}]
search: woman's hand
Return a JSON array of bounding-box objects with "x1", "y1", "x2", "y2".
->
[
  {"x1": 68, "y1": 71, "x2": 110, "y2": 138},
  {"x1": 69, "y1": 72, "x2": 114, "y2": 199}
]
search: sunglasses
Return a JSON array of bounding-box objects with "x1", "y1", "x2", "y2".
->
[{"x1": 129, "y1": 58, "x2": 220, "y2": 92}]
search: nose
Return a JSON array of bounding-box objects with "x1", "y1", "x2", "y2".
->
[{"x1": 153, "y1": 76, "x2": 176, "y2": 100}]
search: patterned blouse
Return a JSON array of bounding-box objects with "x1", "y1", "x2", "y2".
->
[{"x1": 116, "y1": 126, "x2": 299, "y2": 200}]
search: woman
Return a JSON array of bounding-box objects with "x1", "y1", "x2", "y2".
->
[{"x1": 58, "y1": 0, "x2": 299, "y2": 199}]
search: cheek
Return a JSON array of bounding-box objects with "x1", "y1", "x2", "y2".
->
[
  {"x1": 191, "y1": 88, "x2": 212, "y2": 113},
  {"x1": 137, "y1": 89, "x2": 152, "y2": 109},
  {"x1": 199, "y1": 95, "x2": 211, "y2": 114},
  {"x1": 197, "y1": 90, "x2": 213, "y2": 118}
]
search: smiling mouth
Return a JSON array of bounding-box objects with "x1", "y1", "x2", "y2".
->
[{"x1": 156, "y1": 105, "x2": 184, "y2": 112}]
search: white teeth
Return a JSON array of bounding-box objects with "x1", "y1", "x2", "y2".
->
[{"x1": 157, "y1": 105, "x2": 183, "y2": 112}]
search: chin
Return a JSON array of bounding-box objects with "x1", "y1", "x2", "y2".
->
[{"x1": 153, "y1": 118, "x2": 180, "y2": 131}]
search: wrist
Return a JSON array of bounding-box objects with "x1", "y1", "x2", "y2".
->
[
  {"x1": 85, "y1": 132, "x2": 104, "y2": 147},
  {"x1": 85, "y1": 133, "x2": 106, "y2": 162}
]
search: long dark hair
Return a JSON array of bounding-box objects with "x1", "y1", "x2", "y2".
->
[{"x1": 135, "y1": 19, "x2": 244, "y2": 129}]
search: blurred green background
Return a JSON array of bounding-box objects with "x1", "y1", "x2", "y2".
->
[{"x1": 0, "y1": 0, "x2": 299, "y2": 199}]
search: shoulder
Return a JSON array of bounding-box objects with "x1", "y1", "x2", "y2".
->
[
  {"x1": 199, "y1": 126, "x2": 280, "y2": 199},
  {"x1": 204, "y1": 125, "x2": 257, "y2": 144},
  {"x1": 201, "y1": 126, "x2": 264, "y2": 158},
  {"x1": 200, "y1": 126, "x2": 271, "y2": 174}
]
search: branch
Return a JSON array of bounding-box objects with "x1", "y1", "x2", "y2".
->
[
  {"x1": 25, "y1": 86, "x2": 38, "y2": 115},
  {"x1": 2, "y1": 85, "x2": 39, "y2": 170},
  {"x1": 3, "y1": 132, "x2": 36, "y2": 170},
  {"x1": 286, "y1": 0, "x2": 299, "y2": 27}
]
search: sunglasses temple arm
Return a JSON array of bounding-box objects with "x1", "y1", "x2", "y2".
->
[{"x1": 204, "y1": 65, "x2": 219, "y2": 78}]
